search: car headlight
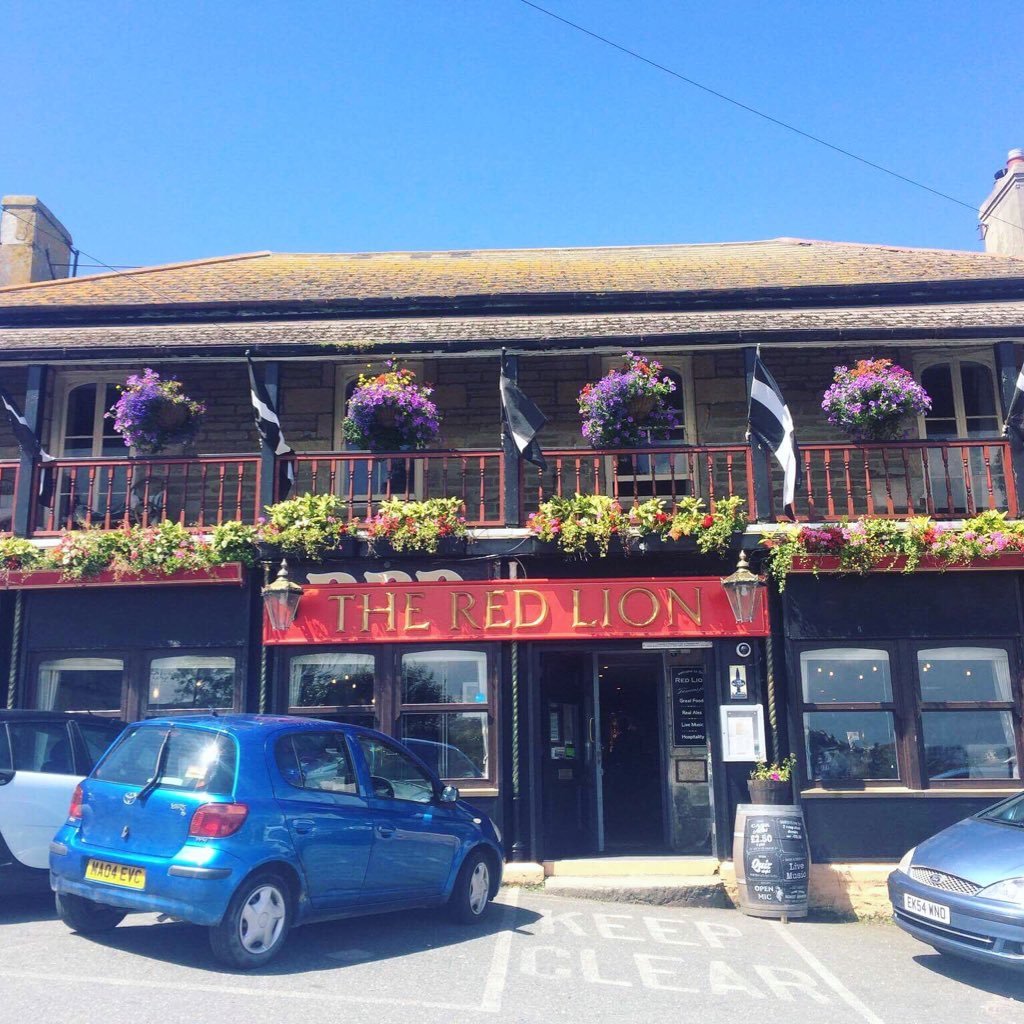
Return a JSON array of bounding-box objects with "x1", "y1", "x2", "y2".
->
[
  {"x1": 978, "y1": 877, "x2": 1024, "y2": 905},
  {"x1": 897, "y1": 846, "x2": 916, "y2": 874}
]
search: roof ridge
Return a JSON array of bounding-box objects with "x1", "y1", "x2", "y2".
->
[
  {"x1": 773, "y1": 237, "x2": 1024, "y2": 262},
  {"x1": 0, "y1": 250, "x2": 273, "y2": 294}
]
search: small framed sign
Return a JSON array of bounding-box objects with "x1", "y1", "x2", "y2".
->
[
  {"x1": 721, "y1": 705, "x2": 766, "y2": 762},
  {"x1": 728, "y1": 664, "x2": 748, "y2": 701}
]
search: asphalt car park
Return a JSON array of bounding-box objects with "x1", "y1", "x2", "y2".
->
[{"x1": 2, "y1": 888, "x2": 1022, "y2": 1024}]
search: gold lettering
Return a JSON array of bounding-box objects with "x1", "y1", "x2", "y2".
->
[
  {"x1": 618, "y1": 587, "x2": 660, "y2": 628},
  {"x1": 485, "y1": 590, "x2": 512, "y2": 629},
  {"x1": 601, "y1": 588, "x2": 612, "y2": 627},
  {"x1": 402, "y1": 592, "x2": 430, "y2": 632},
  {"x1": 513, "y1": 589, "x2": 549, "y2": 629},
  {"x1": 666, "y1": 586, "x2": 702, "y2": 625},
  {"x1": 572, "y1": 589, "x2": 597, "y2": 628},
  {"x1": 450, "y1": 591, "x2": 481, "y2": 630},
  {"x1": 329, "y1": 594, "x2": 356, "y2": 632},
  {"x1": 360, "y1": 592, "x2": 396, "y2": 632}
]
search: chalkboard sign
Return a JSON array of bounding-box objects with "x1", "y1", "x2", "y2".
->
[
  {"x1": 671, "y1": 667, "x2": 706, "y2": 746},
  {"x1": 733, "y1": 805, "x2": 810, "y2": 919}
]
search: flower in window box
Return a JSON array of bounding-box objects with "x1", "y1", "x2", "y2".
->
[
  {"x1": 577, "y1": 352, "x2": 679, "y2": 448},
  {"x1": 821, "y1": 358, "x2": 931, "y2": 442},
  {"x1": 364, "y1": 497, "x2": 467, "y2": 554},
  {"x1": 343, "y1": 361, "x2": 441, "y2": 451},
  {"x1": 107, "y1": 368, "x2": 206, "y2": 454}
]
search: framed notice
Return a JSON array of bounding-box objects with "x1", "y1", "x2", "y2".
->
[{"x1": 720, "y1": 705, "x2": 766, "y2": 762}]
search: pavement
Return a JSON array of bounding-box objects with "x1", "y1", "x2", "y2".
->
[{"x1": 1, "y1": 886, "x2": 1022, "y2": 1024}]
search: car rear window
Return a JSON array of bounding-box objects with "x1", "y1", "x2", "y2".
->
[{"x1": 94, "y1": 725, "x2": 236, "y2": 796}]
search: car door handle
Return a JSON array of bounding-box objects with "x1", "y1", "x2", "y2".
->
[
  {"x1": 291, "y1": 818, "x2": 316, "y2": 835},
  {"x1": 375, "y1": 825, "x2": 396, "y2": 839}
]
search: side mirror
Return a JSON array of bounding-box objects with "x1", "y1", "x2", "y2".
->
[
  {"x1": 0, "y1": 769, "x2": 14, "y2": 786},
  {"x1": 439, "y1": 784, "x2": 459, "y2": 805}
]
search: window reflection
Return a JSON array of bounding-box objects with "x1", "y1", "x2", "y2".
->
[{"x1": 804, "y1": 711, "x2": 898, "y2": 781}]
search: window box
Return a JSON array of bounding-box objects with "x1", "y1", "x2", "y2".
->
[
  {"x1": 789, "y1": 553, "x2": 1024, "y2": 574},
  {"x1": 2, "y1": 563, "x2": 245, "y2": 589}
]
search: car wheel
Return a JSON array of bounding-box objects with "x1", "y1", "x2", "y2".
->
[
  {"x1": 209, "y1": 871, "x2": 293, "y2": 970},
  {"x1": 448, "y1": 849, "x2": 492, "y2": 924},
  {"x1": 55, "y1": 891, "x2": 126, "y2": 933}
]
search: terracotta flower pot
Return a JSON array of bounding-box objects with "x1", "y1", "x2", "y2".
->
[{"x1": 627, "y1": 395, "x2": 656, "y2": 421}]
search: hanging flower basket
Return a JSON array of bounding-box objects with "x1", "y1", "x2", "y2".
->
[
  {"x1": 821, "y1": 358, "x2": 931, "y2": 442},
  {"x1": 107, "y1": 368, "x2": 205, "y2": 454},
  {"x1": 343, "y1": 360, "x2": 441, "y2": 451},
  {"x1": 578, "y1": 352, "x2": 678, "y2": 448}
]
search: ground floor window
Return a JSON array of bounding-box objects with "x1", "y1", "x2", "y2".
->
[
  {"x1": 147, "y1": 655, "x2": 237, "y2": 714},
  {"x1": 278, "y1": 643, "x2": 497, "y2": 786},
  {"x1": 35, "y1": 657, "x2": 124, "y2": 714},
  {"x1": 796, "y1": 641, "x2": 1021, "y2": 789}
]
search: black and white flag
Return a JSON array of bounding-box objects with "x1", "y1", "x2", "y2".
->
[
  {"x1": 0, "y1": 383, "x2": 56, "y2": 507},
  {"x1": 1003, "y1": 364, "x2": 1024, "y2": 443},
  {"x1": 246, "y1": 353, "x2": 295, "y2": 499},
  {"x1": 748, "y1": 354, "x2": 800, "y2": 515},
  {"x1": 500, "y1": 364, "x2": 547, "y2": 470}
]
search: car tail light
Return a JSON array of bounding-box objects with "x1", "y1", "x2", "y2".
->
[
  {"x1": 189, "y1": 803, "x2": 248, "y2": 839},
  {"x1": 68, "y1": 784, "x2": 84, "y2": 823}
]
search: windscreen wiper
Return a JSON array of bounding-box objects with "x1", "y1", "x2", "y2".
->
[{"x1": 137, "y1": 728, "x2": 174, "y2": 803}]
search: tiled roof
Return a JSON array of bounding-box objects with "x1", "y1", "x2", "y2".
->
[
  {"x1": 1, "y1": 239, "x2": 1023, "y2": 309},
  {"x1": 3, "y1": 300, "x2": 1023, "y2": 355}
]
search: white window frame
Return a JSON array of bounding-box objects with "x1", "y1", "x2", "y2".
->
[
  {"x1": 913, "y1": 351, "x2": 1001, "y2": 439},
  {"x1": 52, "y1": 371, "x2": 129, "y2": 457}
]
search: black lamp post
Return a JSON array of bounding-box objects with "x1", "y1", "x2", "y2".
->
[
  {"x1": 720, "y1": 551, "x2": 763, "y2": 625},
  {"x1": 262, "y1": 559, "x2": 304, "y2": 632}
]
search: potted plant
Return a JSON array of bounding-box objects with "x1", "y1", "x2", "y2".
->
[
  {"x1": 107, "y1": 368, "x2": 206, "y2": 454},
  {"x1": 259, "y1": 492, "x2": 354, "y2": 561},
  {"x1": 343, "y1": 360, "x2": 441, "y2": 452},
  {"x1": 821, "y1": 358, "x2": 931, "y2": 442},
  {"x1": 578, "y1": 352, "x2": 678, "y2": 448},
  {"x1": 748, "y1": 754, "x2": 797, "y2": 804},
  {"x1": 364, "y1": 497, "x2": 467, "y2": 555},
  {"x1": 526, "y1": 493, "x2": 627, "y2": 557}
]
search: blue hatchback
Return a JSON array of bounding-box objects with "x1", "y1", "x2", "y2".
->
[{"x1": 49, "y1": 715, "x2": 503, "y2": 969}]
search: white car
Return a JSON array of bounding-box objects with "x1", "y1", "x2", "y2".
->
[{"x1": 0, "y1": 711, "x2": 123, "y2": 893}]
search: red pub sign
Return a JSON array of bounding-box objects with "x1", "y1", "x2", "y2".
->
[{"x1": 263, "y1": 576, "x2": 769, "y2": 645}]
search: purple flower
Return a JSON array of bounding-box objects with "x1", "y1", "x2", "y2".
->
[{"x1": 821, "y1": 359, "x2": 931, "y2": 441}]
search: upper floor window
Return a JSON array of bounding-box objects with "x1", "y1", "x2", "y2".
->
[
  {"x1": 919, "y1": 358, "x2": 1000, "y2": 440},
  {"x1": 58, "y1": 380, "x2": 124, "y2": 457}
]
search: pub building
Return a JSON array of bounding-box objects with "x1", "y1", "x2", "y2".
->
[{"x1": 3, "y1": 154, "x2": 1024, "y2": 895}]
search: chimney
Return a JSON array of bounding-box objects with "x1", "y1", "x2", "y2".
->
[
  {"x1": 0, "y1": 195, "x2": 74, "y2": 287},
  {"x1": 979, "y1": 150, "x2": 1024, "y2": 257}
]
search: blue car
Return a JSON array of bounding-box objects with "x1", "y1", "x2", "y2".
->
[
  {"x1": 49, "y1": 715, "x2": 503, "y2": 969},
  {"x1": 888, "y1": 791, "x2": 1024, "y2": 969}
]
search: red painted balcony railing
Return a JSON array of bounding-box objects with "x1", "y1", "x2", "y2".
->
[
  {"x1": 0, "y1": 461, "x2": 19, "y2": 532},
  {"x1": 287, "y1": 450, "x2": 506, "y2": 526},
  {"x1": 521, "y1": 445, "x2": 756, "y2": 517},
  {"x1": 763, "y1": 439, "x2": 1019, "y2": 521},
  {"x1": 29, "y1": 455, "x2": 262, "y2": 535}
]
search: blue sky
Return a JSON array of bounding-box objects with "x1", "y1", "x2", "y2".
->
[{"x1": 4, "y1": 1, "x2": 1022, "y2": 269}]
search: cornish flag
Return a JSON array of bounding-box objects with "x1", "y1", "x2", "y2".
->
[
  {"x1": 500, "y1": 364, "x2": 547, "y2": 470},
  {"x1": 246, "y1": 353, "x2": 295, "y2": 499},
  {"x1": 748, "y1": 354, "x2": 800, "y2": 515},
  {"x1": 0, "y1": 383, "x2": 56, "y2": 507},
  {"x1": 1003, "y1": 364, "x2": 1024, "y2": 442}
]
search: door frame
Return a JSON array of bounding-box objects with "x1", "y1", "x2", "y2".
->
[{"x1": 531, "y1": 643, "x2": 672, "y2": 859}]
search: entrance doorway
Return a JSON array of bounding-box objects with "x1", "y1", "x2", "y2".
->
[
  {"x1": 599, "y1": 655, "x2": 665, "y2": 852},
  {"x1": 538, "y1": 650, "x2": 667, "y2": 858}
]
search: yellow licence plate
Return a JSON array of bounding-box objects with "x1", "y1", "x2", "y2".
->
[{"x1": 84, "y1": 859, "x2": 146, "y2": 890}]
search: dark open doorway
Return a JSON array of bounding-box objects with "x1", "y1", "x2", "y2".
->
[{"x1": 598, "y1": 654, "x2": 666, "y2": 852}]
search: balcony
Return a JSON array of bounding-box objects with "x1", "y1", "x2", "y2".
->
[{"x1": 2, "y1": 438, "x2": 1018, "y2": 538}]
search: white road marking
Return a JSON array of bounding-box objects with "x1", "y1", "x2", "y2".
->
[
  {"x1": 479, "y1": 887, "x2": 521, "y2": 1013},
  {"x1": 770, "y1": 921, "x2": 886, "y2": 1024},
  {"x1": 0, "y1": 970, "x2": 481, "y2": 1013}
]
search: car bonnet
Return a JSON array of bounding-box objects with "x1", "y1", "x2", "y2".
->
[{"x1": 915, "y1": 815, "x2": 1024, "y2": 888}]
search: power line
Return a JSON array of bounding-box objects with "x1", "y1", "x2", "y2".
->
[
  {"x1": 0, "y1": 204, "x2": 186, "y2": 304},
  {"x1": 517, "y1": 0, "x2": 1011, "y2": 230}
]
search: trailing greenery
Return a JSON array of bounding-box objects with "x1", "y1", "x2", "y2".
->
[
  {"x1": 526, "y1": 494, "x2": 747, "y2": 558},
  {"x1": 259, "y1": 492, "x2": 351, "y2": 560},
  {"x1": 364, "y1": 497, "x2": 467, "y2": 554},
  {"x1": 761, "y1": 510, "x2": 1024, "y2": 590},
  {"x1": 0, "y1": 535, "x2": 45, "y2": 578}
]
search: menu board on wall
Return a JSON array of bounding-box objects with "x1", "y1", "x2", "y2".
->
[{"x1": 671, "y1": 667, "x2": 706, "y2": 746}]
